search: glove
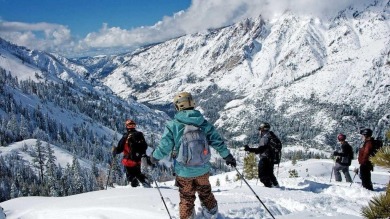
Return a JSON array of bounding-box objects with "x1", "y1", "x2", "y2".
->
[
  {"x1": 333, "y1": 151, "x2": 339, "y2": 156},
  {"x1": 146, "y1": 156, "x2": 156, "y2": 168},
  {"x1": 224, "y1": 154, "x2": 236, "y2": 167},
  {"x1": 244, "y1": 145, "x2": 250, "y2": 152},
  {"x1": 112, "y1": 147, "x2": 117, "y2": 157}
]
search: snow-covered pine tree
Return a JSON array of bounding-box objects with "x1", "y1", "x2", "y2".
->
[
  {"x1": 71, "y1": 156, "x2": 84, "y2": 194},
  {"x1": 31, "y1": 139, "x2": 47, "y2": 183},
  {"x1": 45, "y1": 142, "x2": 56, "y2": 170}
]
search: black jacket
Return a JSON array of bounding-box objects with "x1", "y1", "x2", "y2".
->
[
  {"x1": 115, "y1": 129, "x2": 147, "y2": 161},
  {"x1": 247, "y1": 131, "x2": 274, "y2": 159},
  {"x1": 335, "y1": 141, "x2": 353, "y2": 166}
]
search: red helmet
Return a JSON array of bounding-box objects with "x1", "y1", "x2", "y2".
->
[
  {"x1": 125, "y1": 119, "x2": 136, "y2": 128},
  {"x1": 337, "y1": 133, "x2": 346, "y2": 141}
]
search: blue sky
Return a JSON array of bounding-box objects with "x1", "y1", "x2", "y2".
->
[
  {"x1": 0, "y1": 0, "x2": 191, "y2": 38},
  {"x1": 0, "y1": 0, "x2": 365, "y2": 57}
]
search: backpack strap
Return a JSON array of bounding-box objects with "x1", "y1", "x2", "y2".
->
[
  {"x1": 170, "y1": 119, "x2": 185, "y2": 159},
  {"x1": 123, "y1": 133, "x2": 133, "y2": 160}
]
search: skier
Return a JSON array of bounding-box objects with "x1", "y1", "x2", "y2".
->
[
  {"x1": 112, "y1": 119, "x2": 151, "y2": 187},
  {"x1": 333, "y1": 133, "x2": 353, "y2": 182},
  {"x1": 244, "y1": 122, "x2": 279, "y2": 188},
  {"x1": 358, "y1": 128, "x2": 374, "y2": 190},
  {"x1": 150, "y1": 91, "x2": 236, "y2": 219}
]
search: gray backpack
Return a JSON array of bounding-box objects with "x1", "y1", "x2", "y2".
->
[{"x1": 175, "y1": 124, "x2": 211, "y2": 166}]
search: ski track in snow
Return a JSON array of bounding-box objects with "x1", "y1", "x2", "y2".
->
[{"x1": 1, "y1": 159, "x2": 388, "y2": 219}]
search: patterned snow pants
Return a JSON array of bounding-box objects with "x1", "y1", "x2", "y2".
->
[{"x1": 176, "y1": 173, "x2": 217, "y2": 219}]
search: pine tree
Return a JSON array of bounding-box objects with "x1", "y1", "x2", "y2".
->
[
  {"x1": 91, "y1": 158, "x2": 99, "y2": 178},
  {"x1": 10, "y1": 182, "x2": 18, "y2": 199},
  {"x1": 243, "y1": 153, "x2": 257, "y2": 180},
  {"x1": 45, "y1": 142, "x2": 56, "y2": 170},
  {"x1": 71, "y1": 156, "x2": 84, "y2": 194},
  {"x1": 46, "y1": 166, "x2": 59, "y2": 197},
  {"x1": 62, "y1": 163, "x2": 72, "y2": 196},
  {"x1": 361, "y1": 146, "x2": 390, "y2": 219},
  {"x1": 288, "y1": 169, "x2": 299, "y2": 178},
  {"x1": 45, "y1": 143, "x2": 59, "y2": 198},
  {"x1": 6, "y1": 114, "x2": 19, "y2": 141},
  {"x1": 19, "y1": 115, "x2": 29, "y2": 140},
  {"x1": 31, "y1": 139, "x2": 46, "y2": 183}
]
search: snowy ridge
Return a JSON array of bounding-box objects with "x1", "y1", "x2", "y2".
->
[
  {"x1": 0, "y1": 38, "x2": 89, "y2": 87},
  {"x1": 1, "y1": 159, "x2": 388, "y2": 219},
  {"x1": 0, "y1": 139, "x2": 91, "y2": 169}
]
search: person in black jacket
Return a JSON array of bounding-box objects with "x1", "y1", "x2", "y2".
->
[
  {"x1": 112, "y1": 119, "x2": 150, "y2": 187},
  {"x1": 244, "y1": 122, "x2": 279, "y2": 188},
  {"x1": 333, "y1": 133, "x2": 353, "y2": 182}
]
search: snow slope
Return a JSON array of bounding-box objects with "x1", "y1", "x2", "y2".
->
[
  {"x1": 0, "y1": 139, "x2": 91, "y2": 169},
  {"x1": 1, "y1": 159, "x2": 388, "y2": 219}
]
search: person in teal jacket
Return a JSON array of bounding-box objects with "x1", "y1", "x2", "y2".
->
[{"x1": 151, "y1": 91, "x2": 236, "y2": 219}]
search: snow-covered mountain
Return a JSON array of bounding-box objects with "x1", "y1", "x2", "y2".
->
[
  {"x1": 91, "y1": 0, "x2": 390, "y2": 150},
  {"x1": 0, "y1": 37, "x2": 169, "y2": 173},
  {"x1": 1, "y1": 0, "x2": 390, "y2": 215},
  {"x1": 0, "y1": 1, "x2": 389, "y2": 167}
]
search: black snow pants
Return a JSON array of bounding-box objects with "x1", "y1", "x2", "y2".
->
[
  {"x1": 125, "y1": 165, "x2": 149, "y2": 187},
  {"x1": 258, "y1": 157, "x2": 278, "y2": 187},
  {"x1": 359, "y1": 163, "x2": 373, "y2": 191}
]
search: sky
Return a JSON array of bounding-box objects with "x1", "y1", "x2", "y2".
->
[
  {"x1": 1, "y1": 139, "x2": 389, "y2": 219},
  {"x1": 0, "y1": 0, "x2": 375, "y2": 58}
]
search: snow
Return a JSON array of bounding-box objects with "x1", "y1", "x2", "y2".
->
[
  {"x1": 0, "y1": 139, "x2": 91, "y2": 169},
  {"x1": 1, "y1": 159, "x2": 388, "y2": 219}
]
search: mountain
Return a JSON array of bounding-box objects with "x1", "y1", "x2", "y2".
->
[
  {"x1": 89, "y1": 0, "x2": 390, "y2": 151},
  {"x1": 0, "y1": 37, "x2": 170, "y2": 201}
]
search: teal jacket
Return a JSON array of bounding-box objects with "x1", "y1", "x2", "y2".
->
[{"x1": 152, "y1": 109, "x2": 231, "y2": 178}]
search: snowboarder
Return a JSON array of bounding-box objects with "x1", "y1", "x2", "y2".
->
[
  {"x1": 333, "y1": 133, "x2": 353, "y2": 182},
  {"x1": 112, "y1": 119, "x2": 151, "y2": 188},
  {"x1": 358, "y1": 128, "x2": 374, "y2": 190},
  {"x1": 244, "y1": 122, "x2": 279, "y2": 188},
  {"x1": 150, "y1": 91, "x2": 236, "y2": 219}
]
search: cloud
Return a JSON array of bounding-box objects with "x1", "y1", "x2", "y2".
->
[
  {"x1": 0, "y1": 0, "x2": 376, "y2": 57},
  {"x1": 79, "y1": 0, "x2": 374, "y2": 51},
  {"x1": 0, "y1": 21, "x2": 74, "y2": 54}
]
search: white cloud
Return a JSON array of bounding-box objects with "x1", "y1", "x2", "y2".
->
[
  {"x1": 0, "y1": 21, "x2": 74, "y2": 54},
  {"x1": 0, "y1": 0, "x2": 376, "y2": 57}
]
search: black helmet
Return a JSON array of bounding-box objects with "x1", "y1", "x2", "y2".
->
[
  {"x1": 258, "y1": 122, "x2": 270, "y2": 131},
  {"x1": 360, "y1": 128, "x2": 373, "y2": 137}
]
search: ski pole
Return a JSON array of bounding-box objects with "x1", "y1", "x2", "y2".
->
[
  {"x1": 330, "y1": 162, "x2": 335, "y2": 183},
  {"x1": 350, "y1": 168, "x2": 358, "y2": 187},
  {"x1": 105, "y1": 157, "x2": 115, "y2": 190},
  {"x1": 154, "y1": 179, "x2": 172, "y2": 219},
  {"x1": 350, "y1": 173, "x2": 357, "y2": 187},
  {"x1": 234, "y1": 167, "x2": 275, "y2": 219}
]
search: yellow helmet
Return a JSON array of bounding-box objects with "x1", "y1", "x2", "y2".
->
[{"x1": 173, "y1": 92, "x2": 195, "y2": 111}]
